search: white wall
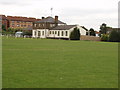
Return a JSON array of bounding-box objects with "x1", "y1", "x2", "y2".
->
[
  {"x1": 32, "y1": 30, "x2": 36, "y2": 37},
  {"x1": 47, "y1": 30, "x2": 69, "y2": 38},
  {"x1": 32, "y1": 25, "x2": 87, "y2": 39},
  {"x1": 78, "y1": 26, "x2": 87, "y2": 35},
  {"x1": 32, "y1": 29, "x2": 49, "y2": 38},
  {"x1": 69, "y1": 25, "x2": 86, "y2": 36}
]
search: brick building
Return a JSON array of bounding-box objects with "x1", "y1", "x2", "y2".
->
[
  {"x1": 0, "y1": 15, "x2": 8, "y2": 30},
  {"x1": 0, "y1": 15, "x2": 40, "y2": 31}
]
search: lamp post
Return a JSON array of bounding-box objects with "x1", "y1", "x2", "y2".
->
[{"x1": 51, "y1": 8, "x2": 53, "y2": 17}]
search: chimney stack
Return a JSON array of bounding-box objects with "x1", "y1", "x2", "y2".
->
[
  {"x1": 42, "y1": 17, "x2": 45, "y2": 19},
  {"x1": 55, "y1": 16, "x2": 58, "y2": 26},
  {"x1": 55, "y1": 16, "x2": 58, "y2": 22}
]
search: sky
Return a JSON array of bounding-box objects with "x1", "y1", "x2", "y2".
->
[{"x1": 0, "y1": 0, "x2": 119, "y2": 31}]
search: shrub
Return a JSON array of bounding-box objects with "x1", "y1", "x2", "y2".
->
[
  {"x1": 109, "y1": 30, "x2": 120, "y2": 42},
  {"x1": 22, "y1": 31, "x2": 32, "y2": 36},
  {"x1": 70, "y1": 27, "x2": 80, "y2": 40},
  {"x1": 101, "y1": 34, "x2": 109, "y2": 41}
]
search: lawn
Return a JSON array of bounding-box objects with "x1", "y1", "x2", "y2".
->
[{"x1": 2, "y1": 37, "x2": 118, "y2": 88}]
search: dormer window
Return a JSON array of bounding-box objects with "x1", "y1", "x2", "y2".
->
[
  {"x1": 34, "y1": 24, "x2": 37, "y2": 27},
  {"x1": 50, "y1": 24, "x2": 55, "y2": 27},
  {"x1": 39, "y1": 24, "x2": 41, "y2": 27},
  {"x1": 43, "y1": 24, "x2": 45, "y2": 27},
  {"x1": 52, "y1": 24, "x2": 55, "y2": 27},
  {"x1": 50, "y1": 24, "x2": 53, "y2": 27},
  {"x1": 17, "y1": 24, "x2": 20, "y2": 27}
]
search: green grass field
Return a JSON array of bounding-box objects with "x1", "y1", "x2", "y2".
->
[{"x1": 2, "y1": 37, "x2": 118, "y2": 88}]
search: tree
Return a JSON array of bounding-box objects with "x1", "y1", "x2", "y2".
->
[
  {"x1": 70, "y1": 27, "x2": 80, "y2": 40},
  {"x1": 2, "y1": 25, "x2": 6, "y2": 31},
  {"x1": 109, "y1": 30, "x2": 120, "y2": 42},
  {"x1": 7, "y1": 28, "x2": 16, "y2": 34},
  {"x1": 100, "y1": 23, "x2": 107, "y2": 34},
  {"x1": 89, "y1": 28, "x2": 96, "y2": 36}
]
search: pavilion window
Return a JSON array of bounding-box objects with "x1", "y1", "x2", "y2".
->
[
  {"x1": 55, "y1": 31, "x2": 57, "y2": 34},
  {"x1": 38, "y1": 31, "x2": 41, "y2": 36},
  {"x1": 58, "y1": 31, "x2": 60, "y2": 36},
  {"x1": 42, "y1": 31, "x2": 44, "y2": 35},
  {"x1": 61, "y1": 31, "x2": 64, "y2": 36},
  {"x1": 65, "y1": 31, "x2": 68, "y2": 36},
  {"x1": 50, "y1": 31, "x2": 51, "y2": 34},
  {"x1": 34, "y1": 31, "x2": 36, "y2": 36},
  {"x1": 52, "y1": 31, "x2": 54, "y2": 34}
]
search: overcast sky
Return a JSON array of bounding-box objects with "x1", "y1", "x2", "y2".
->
[{"x1": 0, "y1": 0, "x2": 119, "y2": 30}]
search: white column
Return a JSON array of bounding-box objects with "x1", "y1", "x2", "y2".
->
[
  {"x1": 36, "y1": 30, "x2": 38, "y2": 38},
  {"x1": 32, "y1": 30, "x2": 35, "y2": 37},
  {"x1": 59, "y1": 31, "x2": 61, "y2": 37}
]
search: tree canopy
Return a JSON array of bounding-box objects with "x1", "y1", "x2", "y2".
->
[
  {"x1": 99, "y1": 23, "x2": 113, "y2": 35},
  {"x1": 2, "y1": 25, "x2": 6, "y2": 31},
  {"x1": 70, "y1": 27, "x2": 80, "y2": 40},
  {"x1": 89, "y1": 28, "x2": 96, "y2": 36},
  {"x1": 109, "y1": 30, "x2": 120, "y2": 42}
]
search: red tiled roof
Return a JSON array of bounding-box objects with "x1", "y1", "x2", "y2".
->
[
  {"x1": 7, "y1": 16, "x2": 41, "y2": 22},
  {"x1": 0, "y1": 15, "x2": 7, "y2": 19},
  {"x1": 95, "y1": 31, "x2": 100, "y2": 34}
]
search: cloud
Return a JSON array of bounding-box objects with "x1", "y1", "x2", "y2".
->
[
  {"x1": 56, "y1": 8, "x2": 117, "y2": 30},
  {"x1": 0, "y1": 0, "x2": 118, "y2": 30},
  {"x1": 0, "y1": 0, "x2": 31, "y2": 6}
]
